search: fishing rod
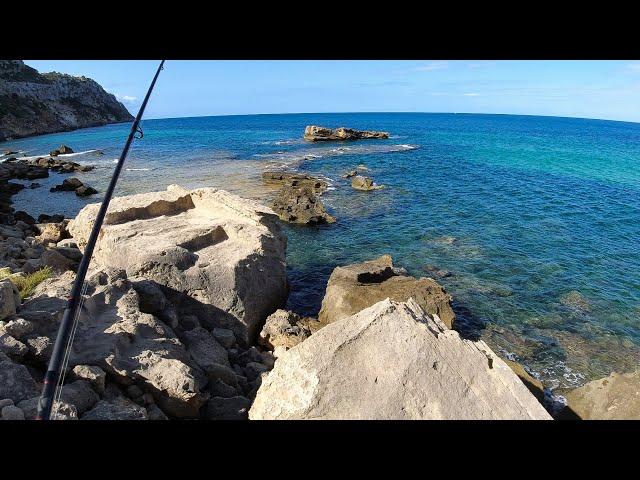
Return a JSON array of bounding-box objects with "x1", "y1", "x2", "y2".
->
[{"x1": 36, "y1": 60, "x2": 165, "y2": 420}]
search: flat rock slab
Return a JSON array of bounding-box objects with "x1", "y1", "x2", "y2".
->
[
  {"x1": 250, "y1": 299, "x2": 551, "y2": 420},
  {"x1": 69, "y1": 185, "x2": 288, "y2": 343}
]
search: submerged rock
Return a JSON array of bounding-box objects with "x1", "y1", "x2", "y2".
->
[
  {"x1": 303, "y1": 125, "x2": 389, "y2": 142},
  {"x1": 318, "y1": 255, "x2": 456, "y2": 329},
  {"x1": 250, "y1": 299, "x2": 551, "y2": 420},
  {"x1": 262, "y1": 171, "x2": 327, "y2": 193},
  {"x1": 559, "y1": 290, "x2": 591, "y2": 313},
  {"x1": 560, "y1": 370, "x2": 640, "y2": 419},
  {"x1": 69, "y1": 185, "x2": 288, "y2": 343}
]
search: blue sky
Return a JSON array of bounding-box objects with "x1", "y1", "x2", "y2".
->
[{"x1": 25, "y1": 60, "x2": 640, "y2": 123}]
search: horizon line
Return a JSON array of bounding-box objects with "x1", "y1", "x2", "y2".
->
[{"x1": 140, "y1": 110, "x2": 640, "y2": 126}]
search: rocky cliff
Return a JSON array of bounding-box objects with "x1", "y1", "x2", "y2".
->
[{"x1": 0, "y1": 60, "x2": 133, "y2": 141}]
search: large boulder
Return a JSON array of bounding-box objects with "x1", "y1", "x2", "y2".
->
[
  {"x1": 318, "y1": 255, "x2": 456, "y2": 329},
  {"x1": 0, "y1": 353, "x2": 39, "y2": 404},
  {"x1": 34, "y1": 221, "x2": 69, "y2": 245},
  {"x1": 250, "y1": 299, "x2": 551, "y2": 420},
  {"x1": 0, "y1": 279, "x2": 20, "y2": 321},
  {"x1": 18, "y1": 269, "x2": 208, "y2": 418},
  {"x1": 560, "y1": 370, "x2": 640, "y2": 420},
  {"x1": 69, "y1": 185, "x2": 288, "y2": 343},
  {"x1": 303, "y1": 126, "x2": 389, "y2": 142}
]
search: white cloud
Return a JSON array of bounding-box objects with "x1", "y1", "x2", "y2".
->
[
  {"x1": 413, "y1": 61, "x2": 448, "y2": 72},
  {"x1": 463, "y1": 93, "x2": 481, "y2": 96},
  {"x1": 110, "y1": 92, "x2": 137, "y2": 103},
  {"x1": 467, "y1": 62, "x2": 496, "y2": 69}
]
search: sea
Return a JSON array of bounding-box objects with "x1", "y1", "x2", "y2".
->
[{"x1": 3, "y1": 112, "x2": 639, "y2": 392}]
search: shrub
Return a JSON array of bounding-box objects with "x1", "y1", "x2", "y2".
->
[{"x1": 0, "y1": 266, "x2": 53, "y2": 300}]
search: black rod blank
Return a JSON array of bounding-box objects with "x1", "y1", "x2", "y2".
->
[{"x1": 36, "y1": 60, "x2": 165, "y2": 420}]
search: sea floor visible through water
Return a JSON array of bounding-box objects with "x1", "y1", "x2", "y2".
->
[{"x1": 3, "y1": 112, "x2": 640, "y2": 392}]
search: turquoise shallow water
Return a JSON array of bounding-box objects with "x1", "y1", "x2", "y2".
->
[{"x1": 3, "y1": 112, "x2": 640, "y2": 390}]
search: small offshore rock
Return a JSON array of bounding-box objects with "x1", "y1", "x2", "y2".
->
[
  {"x1": 351, "y1": 175, "x2": 384, "y2": 191},
  {"x1": 50, "y1": 145, "x2": 74, "y2": 156},
  {"x1": 304, "y1": 125, "x2": 389, "y2": 142},
  {"x1": 14, "y1": 211, "x2": 35, "y2": 224},
  {"x1": 271, "y1": 185, "x2": 336, "y2": 225},
  {"x1": 75, "y1": 185, "x2": 98, "y2": 197},
  {"x1": 50, "y1": 177, "x2": 83, "y2": 192}
]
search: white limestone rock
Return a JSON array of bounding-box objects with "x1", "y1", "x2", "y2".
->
[
  {"x1": 69, "y1": 185, "x2": 288, "y2": 343},
  {"x1": 250, "y1": 299, "x2": 552, "y2": 420}
]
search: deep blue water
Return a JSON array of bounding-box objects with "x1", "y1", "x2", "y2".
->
[{"x1": 3, "y1": 112, "x2": 640, "y2": 390}]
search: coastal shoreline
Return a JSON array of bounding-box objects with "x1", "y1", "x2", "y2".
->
[{"x1": 2, "y1": 117, "x2": 636, "y2": 420}]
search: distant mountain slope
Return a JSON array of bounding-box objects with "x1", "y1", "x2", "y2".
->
[{"x1": 0, "y1": 60, "x2": 134, "y2": 141}]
